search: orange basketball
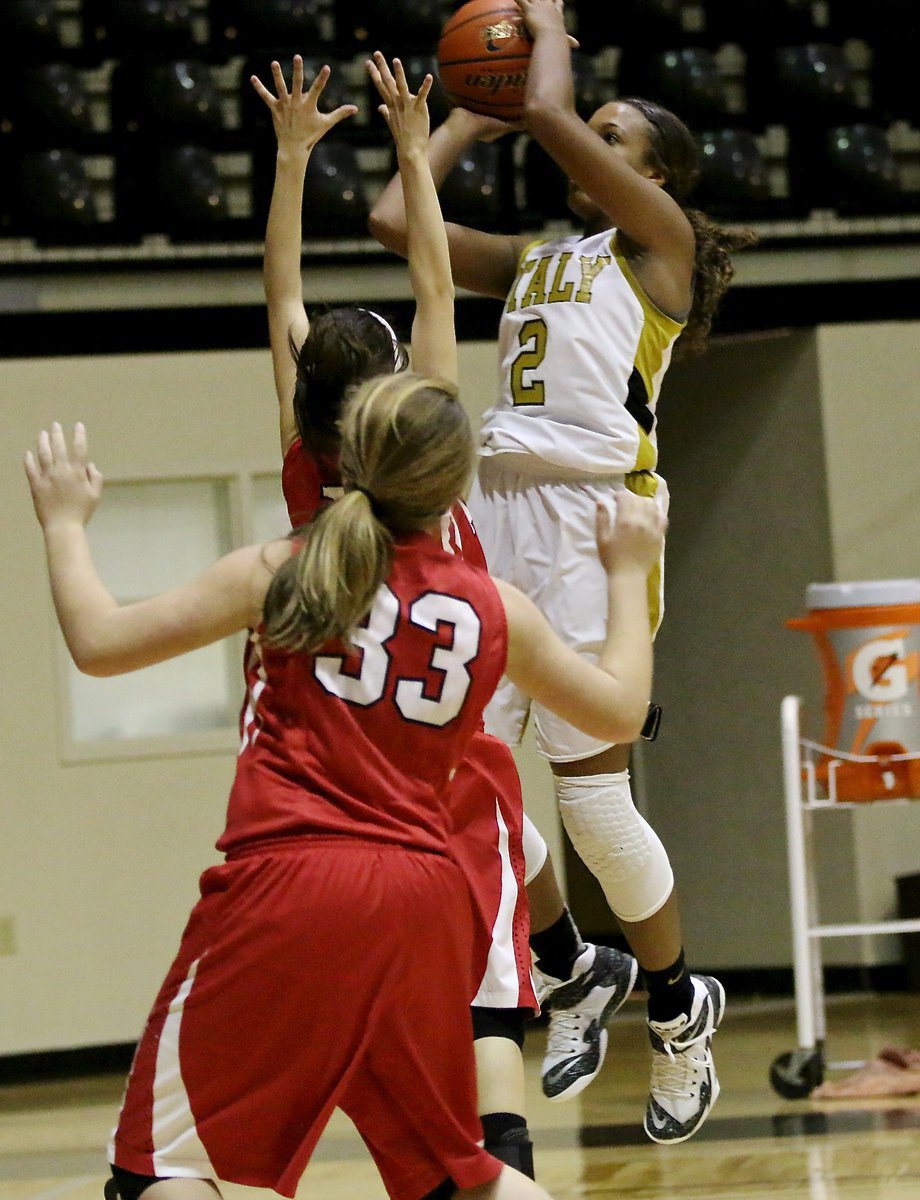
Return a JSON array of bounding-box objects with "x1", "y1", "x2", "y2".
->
[{"x1": 437, "y1": 0, "x2": 533, "y2": 121}]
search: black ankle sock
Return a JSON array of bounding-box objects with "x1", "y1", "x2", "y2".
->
[
  {"x1": 529, "y1": 907, "x2": 585, "y2": 982},
  {"x1": 644, "y1": 949, "x2": 694, "y2": 1023}
]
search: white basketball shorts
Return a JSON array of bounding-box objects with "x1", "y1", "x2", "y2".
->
[{"x1": 468, "y1": 454, "x2": 668, "y2": 763}]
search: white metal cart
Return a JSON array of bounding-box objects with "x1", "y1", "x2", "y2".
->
[{"x1": 769, "y1": 694, "x2": 920, "y2": 1097}]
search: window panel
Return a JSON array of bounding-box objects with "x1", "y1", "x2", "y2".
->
[
  {"x1": 251, "y1": 473, "x2": 290, "y2": 544},
  {"x1": 65, "y1": 478, "x2": 240, "y2": 745}
]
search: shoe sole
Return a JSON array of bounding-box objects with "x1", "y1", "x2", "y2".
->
[{"x1": 544, "y1": 956, "x2": 640, "y2": 1104}]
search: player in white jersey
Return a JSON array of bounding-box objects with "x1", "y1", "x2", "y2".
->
[{"x1": 370, "y1": 0, "x2": 753, "y2": 1143}]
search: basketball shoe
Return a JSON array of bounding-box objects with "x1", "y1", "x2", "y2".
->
[
  {"x1": 539, "y1": 943, "x2": 638, "y2": 1102},
  {"x1": 644, "y1": 974, "x2": 725, "y2": 1144}
]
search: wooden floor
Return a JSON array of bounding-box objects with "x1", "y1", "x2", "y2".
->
[{"x1": 1, "y1": 992, "x2": 918, "y2": 1200}]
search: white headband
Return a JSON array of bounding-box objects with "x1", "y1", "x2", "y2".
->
[{"x1": 359, "y1": 308, "x2": 401, "y2": 367}]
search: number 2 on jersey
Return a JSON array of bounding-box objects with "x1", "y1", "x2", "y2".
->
[
  {"x1": 314, "y1": 585, "x2": 482, "y2": 728},
  {"x1": 510, "y1": 317, "x2": 548, "y2": 406}
]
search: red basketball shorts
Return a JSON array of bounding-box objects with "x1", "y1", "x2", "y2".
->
[
  {"x1": 449, "y1": 731, "x2": 537, "y2": 1014},
  {"x1": 109, "y1": 839, "x2": 503, "y2": 1200}
]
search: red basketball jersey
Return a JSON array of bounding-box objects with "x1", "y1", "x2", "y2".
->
[
  {"x1": 276, "y1": 435, "x2": 535, "y2": 1012},
  {"x1": 223, "y1": 533, "x2": 507, "y2": 856},
  {"x1": 281, "y1": 437, "x2": 488, "y2": 569},
  {"x1": 281, "y1": 440, "x2": 341, "y2": 527}
]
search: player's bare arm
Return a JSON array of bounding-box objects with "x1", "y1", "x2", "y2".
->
[
  {"x1": 367, "y1": 53, "x2": 458, "y2": 383},
  {"x1": 25, "y1": 423, "x2": 284, "y2": 676},
  {"x1": 252, "y1": 57, "x2": 357, "y2": 452},
  {"x1": 518, "y1": 0, "x2": 694, "y2": 314},
  {"x1": 369, "y1": 105, "x2": 530, "y2": 299}
]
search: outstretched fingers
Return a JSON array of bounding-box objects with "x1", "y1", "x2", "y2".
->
[
  {"x1": 23, "y1": 449, "x2": 39, "y2": 488},
  {"x1": 249, "y1": 71, "x2": 276, "y2": 106},
  {"x1": 24, "y1": 423, "x2": 104, "y2": 527},
  {"x1": 391, "y1": 56, "x2": 411, "y2": 98},
  {"x1": 367, "y1": 51, "x2": 397, "y2": 105},
  {"x1": 71, "y1": 420, "x2": 89, "y2": 466},
  {"x1": 29, "y1": 422, "x2": 90, "y2": 474},
  {"x1": 51, "y1": 421, "x2": 71, "y2": 464},
  {"x1": 291, "y1": 53, "x2": 307, "y2": 96},
  {"x1": 270, "y1": 58, "x2": 288, "y2": 98},
  {"x1": 36, "y1": 427, "x2": 54, "y2": 470},
  {"x1": 252, "y1": 56, "x2": 356, "y2": 142},
  {"x1": 368, "y1": 52, "x2": 432, "y2": 135},
  {"x1": 415, "y1": 72, "x2": 433, "y2": 106}
]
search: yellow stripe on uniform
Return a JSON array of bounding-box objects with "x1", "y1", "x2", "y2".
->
[
  {"x1": 626, "y1": 469, "x2": 665, "y2": 636},
  {"x1": 614, "y1": 247, "x2": 685, "y2": 474}
]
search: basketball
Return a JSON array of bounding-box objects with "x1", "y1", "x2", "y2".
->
[{"x1": 437, "y1": 0, "x2": 533, "y2": 121}]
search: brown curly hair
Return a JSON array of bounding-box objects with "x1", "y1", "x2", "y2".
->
[{"x1": 622, "y1": 97, "x2": 757, "y2": 357}]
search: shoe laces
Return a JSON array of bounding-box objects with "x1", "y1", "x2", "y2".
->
[
  {"x1": 546, "y1": 1010, "x2": 590, "y2": 1057},
  {"x1": 650, "y1": 1040, "x2": 709, "y2": 1102}
]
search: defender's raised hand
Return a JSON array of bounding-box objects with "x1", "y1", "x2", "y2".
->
[
  {"x1": 24, "y1": 422, "x2": 103, "y2": 530},
  {"x1": 251, "y1": 56, "x2": 357, "y2": 153},
  {"x1": 366, "y1": 52, "x2": 432, "y2": 153}
]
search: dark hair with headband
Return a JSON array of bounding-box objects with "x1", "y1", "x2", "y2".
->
[
  {"x1": 263, "y1": 372, "x2": 473, "y2": 654},
  {"x1": 291, "y1": 306, "x2": 409, "y2": 454},
  {"x1": 621, "y1": 97, "x2": 757, "y2": 357}
]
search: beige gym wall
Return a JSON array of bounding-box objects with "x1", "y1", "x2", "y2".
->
[
  {"x1": 0, "y1": 339, "x2": 562, "y2": 1055},
  {"x1": 2, "y1": 322, "x2": 918, "y2": 1053}
]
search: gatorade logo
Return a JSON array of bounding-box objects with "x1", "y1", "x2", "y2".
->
[{"x1": 850, "y1": 636, "x2": 910, "y2": 702}]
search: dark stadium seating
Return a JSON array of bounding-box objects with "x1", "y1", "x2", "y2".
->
[{"x1": 0, "y1": 0, "x2": 916, "y2": 252}]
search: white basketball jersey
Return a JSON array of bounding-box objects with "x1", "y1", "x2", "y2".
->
[{"x1": 480, "y1": 229, "x2": 685, "y2": 475}]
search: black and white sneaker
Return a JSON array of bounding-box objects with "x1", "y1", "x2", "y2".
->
[
  {"x1": 540, "y1": 944, "x2": 638, "y2": 1102},
  {"x1": 644, "y1": 974, "x2": 725, "y2": 1144}
]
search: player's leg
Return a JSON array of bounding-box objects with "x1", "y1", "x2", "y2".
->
[
  {"x1": 524, "y1": 818, "x2": 582, "y2": 978},
  {"x1": 342, "y1": 849, "x2": 517, "y2": 1200},
  {"x1": 542, "y1": 699, "x2": 724, "y2": 1143},
  {"x1": 451, "y1": 738, "x2": 537, "y2": 1177},
  {"x1": 104, "y1": 1173, "x2": 220, "y2": 1200},
  {"x1": 505, "y1": 476, "x2": 643, "y2": 1105},
  {"x1": 523, "y1": 819, "x2": 637, "y2": 1103},
  {"x1": 471, "y1": 467, "x2": 641, "y2": 1103},
  {"x1": 453, "y1": 1169, "x2": 555, "y2": 1199},
  {"x1": 532, "y1": 477, "x2": 723, "y2": 1139},
  {"x1": 473, "y1": 1009, "x2": 533, "y2": 1178},
  {"x1": 549, "y1": 744, "x2": 725, "y2": 1142}
]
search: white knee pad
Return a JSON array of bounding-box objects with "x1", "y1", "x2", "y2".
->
[
  {"x1": 555, "y1": 771, "x2": 673, "y2": 923},
  {"x1": 521, "y1": 813, "x2": 548, "y2": 886}
]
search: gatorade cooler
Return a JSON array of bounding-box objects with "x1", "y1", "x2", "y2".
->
[{"x1": 787, "y1": 579, "x2": 920, "y2": 802}]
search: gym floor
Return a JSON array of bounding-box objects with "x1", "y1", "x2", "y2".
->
[{"x1": 1, "y1": 990, "x2": 918, "y2": 1200}]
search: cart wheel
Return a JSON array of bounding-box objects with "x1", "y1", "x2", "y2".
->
[{"x1": 769, "y1": 1048, "x2": 824, "y2": 1098}]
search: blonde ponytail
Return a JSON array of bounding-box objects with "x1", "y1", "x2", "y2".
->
[{"x1": 263, "y1": 372, "x2": 473, "y2": 653}]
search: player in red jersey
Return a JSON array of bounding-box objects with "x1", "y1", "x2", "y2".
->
[
  {"x1": 25, "y1": 377, "x2": 665, "y2": 1200},
  {"x1": 254, "y1": 52, "x2": 539, "y2": 1176},
  {"x1": 254, "y1": 52, "x2": 639, "y2": 1173}
]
